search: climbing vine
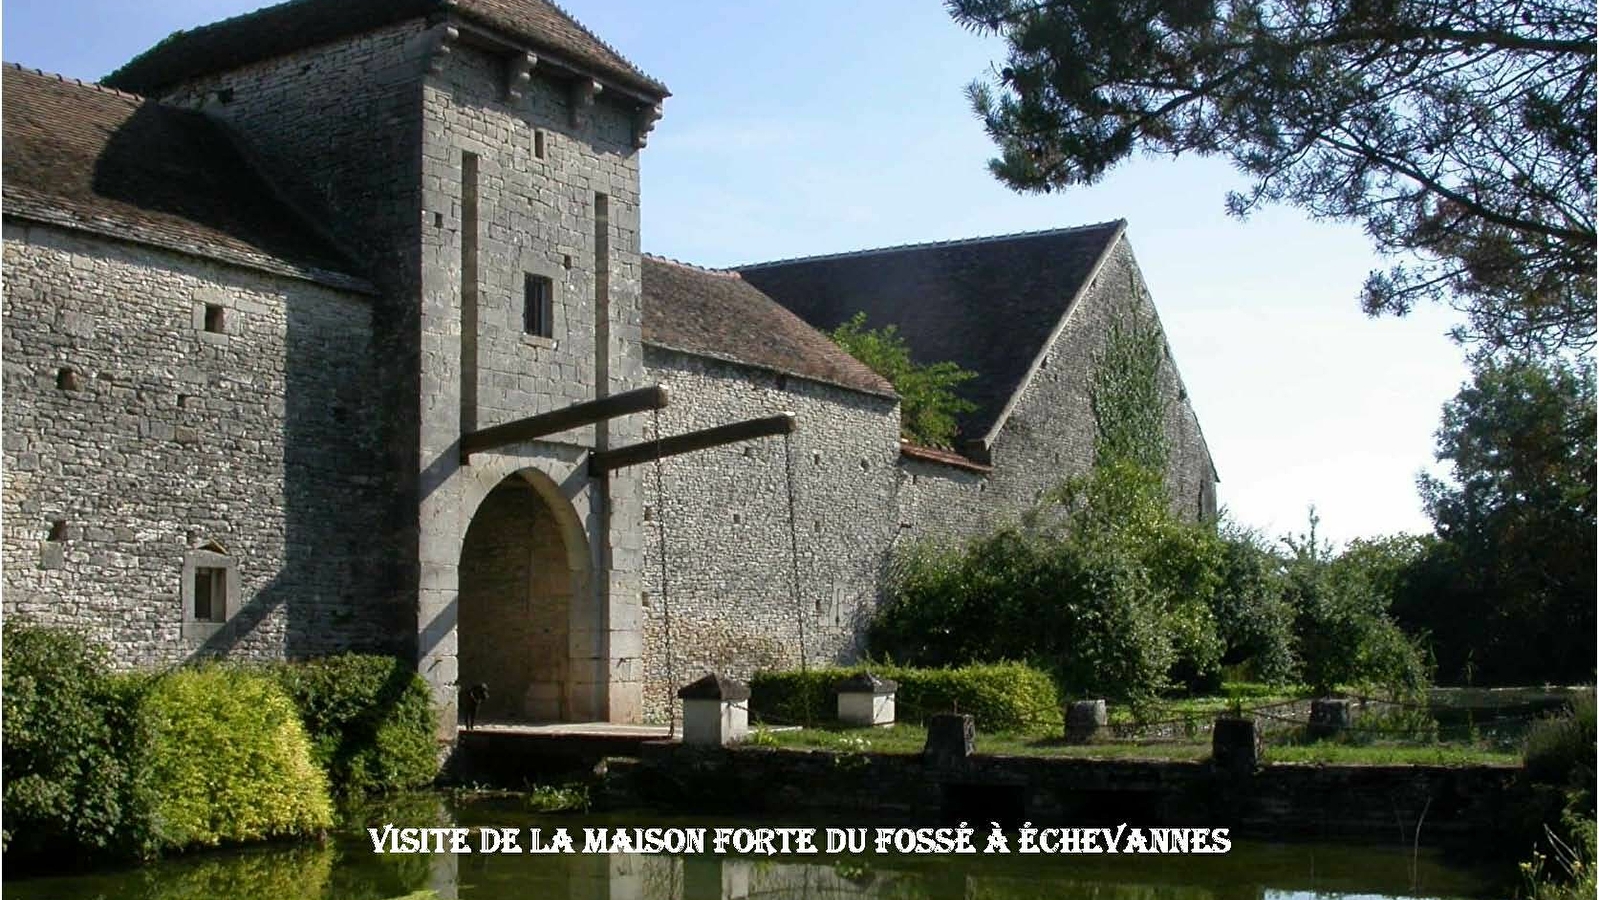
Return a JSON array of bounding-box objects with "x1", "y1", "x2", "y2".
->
[{"x1": 1089, "y1": 304, "x2": 1171, "y2": 477}]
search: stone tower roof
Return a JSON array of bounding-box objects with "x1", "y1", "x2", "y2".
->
[
  {"x1": 104, "y1": 0, "x2": 668, "y2": 99},
  {"x1": 641, "y1": 256, "x2": 895, "y2": 398},
  {"x1": 737, "y1": 221, "x2": 1128, "y2": 445},
  {"x1": 1, "y1": 65, "x2": 370, "y2": 291}
]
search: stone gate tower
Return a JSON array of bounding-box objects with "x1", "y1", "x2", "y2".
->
[{"x1": 107, "y1": 1, "x2": 672, "y2": 733}]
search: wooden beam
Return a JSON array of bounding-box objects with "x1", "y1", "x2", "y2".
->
[
  {"x1": 460, "y1": 385, "x2": 669, "y2": 461},
  {"x1": 589, "y1": 413, "x2": 797, "y2": 475}
]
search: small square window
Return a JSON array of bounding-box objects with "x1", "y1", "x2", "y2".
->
[
  {"x1": 193, "y1": 567, "x2": 226, "y2": 622},
  {"x1": 182, "y1": 547, "x2": 236, "y2": 639},
  {"x1": 203, "y1": 304, "x2": 226, "y2": 334},
  {"x1": 524, "y1": 274, "x2": 554, "y2": 338}
]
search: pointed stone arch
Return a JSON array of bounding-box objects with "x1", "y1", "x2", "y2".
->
[{"x1": 457, "y1": 467, "x2": 594, "y2": 723}]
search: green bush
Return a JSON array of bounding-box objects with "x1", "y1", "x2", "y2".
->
[
  {"x1": 751, "y1": 663, "x2": 1062, "y2": 734},
  {"x1": 271, "y1": 654, "x2": 439, "y2": 797},
  {"x1": 1525, "y1": 692, "x2": 1598, "y2": 794},
  {"x1": 1519, "y1": 693, "x2": 1598, "y2": 900},
  {"x1": 140, "y1": 666, "x2": 333, "y2": 849},
  {"x1": 1, "y1": 622, "x2": 156, "y2": 862}
]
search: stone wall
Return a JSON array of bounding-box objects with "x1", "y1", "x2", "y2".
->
[
  {"x1": 1, "y1": 222, "x2": 392, "y2": 663},
  {"x1": 416, "y1": 41, "x2": 651, "y2": 724},
  {"x1": 156, "y1": 20, "x2": 656, "y2": 726},
  {"x1": 977, "y1": 235, "x2": 1217, "y2": 527},
  {"x1": 639, "y1": 346, "x2": 902, "y2": 722},
  {"x1": 630, "y1": 742, "x2": 1516, "y2": 850},
  {"x1": 158, "y1": 21, "x2": 432, "y2": 657}
]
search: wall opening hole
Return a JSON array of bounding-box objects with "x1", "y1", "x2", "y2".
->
[
  {"x1": 562, "y1": 254, "x2": 573, "y2": 270},
  {"x1": 193, "y1": 566, "x2": 227, "y2": 623},
  {"x1": 534, "y1": 129, "x2": 546, "y2": 159},
  {"x1": 47, "y1": 520, "x2": 67, "y2": 542},
  {"x1": 55, "y1": 367, "x2": 80, "y2": 390},
  {"x1": 731, "y1": 513, "x2": 742, "y2": 525},
  {"x1": 434, "y1": 211, "x2": 444, "y2": 228},
  {"x1": 203, "y1": 304, "x2": 226, "y2": 334}
]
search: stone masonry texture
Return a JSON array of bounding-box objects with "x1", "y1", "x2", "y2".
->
[{"x1": 2, "y1": 4, "x2": 1217, "y2": 733}]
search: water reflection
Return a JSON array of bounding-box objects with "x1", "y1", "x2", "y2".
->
[{"x1": 2, "y1": 800, "x2": 1503, "y2": 900}]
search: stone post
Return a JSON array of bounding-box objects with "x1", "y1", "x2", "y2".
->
[
  {"x1": 1211, "y1": 716, "x2": 1261, "y2": 774},
  {"x1": 677, "y1": 674, "x2": 750, "y2": 746},
  {"x1": 1308, "y1": 698, "x2": 1354, "y2": 741},
  {"x1": 836, "y1": 672, "x2": 897, "y2": 727},
  {"x1": 1064, "y1": 699, "x2": 1107, "y2": 743},
  {"x1": 924, "y1": 713, "x2": 975, "y2": 767}
]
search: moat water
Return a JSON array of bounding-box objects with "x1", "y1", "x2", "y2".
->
[{"x1": 4, "y1": 794, "x2": 1511, "y2": 900}]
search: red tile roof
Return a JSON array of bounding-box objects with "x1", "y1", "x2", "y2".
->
[{"x1": 641, "y1": 255, "x2": 894, "y2": 398}]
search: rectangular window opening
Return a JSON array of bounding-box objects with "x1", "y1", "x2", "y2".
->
[
  {"x1": 203, "y1": 304, "x2": 226, "y2": 334},
  {"x1": 534, "y1": 129, "x2": 546, "y2": 159},
  {"x1": 193, "y1": 567, "x2": 226, "y2": 623},
  {"x1": 524, "y1": 274, "x2": 554, "y2": 338}
]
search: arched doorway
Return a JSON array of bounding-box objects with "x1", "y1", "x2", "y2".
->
[{"x1": 458, "y1": 469, "x2": 591, "y2": 724}]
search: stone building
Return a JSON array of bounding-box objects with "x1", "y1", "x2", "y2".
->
[{"x1": 1, "y1": 0, "x2": 1216, "y2": 732}]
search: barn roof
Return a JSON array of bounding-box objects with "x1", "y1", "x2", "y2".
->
[
  {"x1": 641, "y1": 256, "x2": 895, "y2": 399},
  {"x1": 2, "y1": 65, "x2": 371, "y2": 291},
  {"x1": 737, "y1": 221, "x2": 1127, "y2": 445},
  {"x1": 104, "y1": 0, "x2": 668, "y2": 100}
]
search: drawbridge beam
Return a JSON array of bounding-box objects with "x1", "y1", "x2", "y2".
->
[
  {"x1": 589, "y1": 413, "x2": 798, "y2": 476},
  {"x1": 460, "y1": 385, "x2": 669, "y2": 462}
]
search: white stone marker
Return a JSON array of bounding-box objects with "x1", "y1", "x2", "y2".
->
[
  {"x1": 836, "y1": 672, "x2": 898, "y2": 727},
  {"x1": 677, "y1": 673, "x2": 750, "y2": 746}
]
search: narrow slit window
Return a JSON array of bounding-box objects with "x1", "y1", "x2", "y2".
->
[
  {"x1": 524, "y1": 274, "x2": 554, "y2": 338},
  {"x1": 193, "y1": 566, "x2": 226, "y2": 622},
  {"x1": 534, "y1": 129, "x2": 546, "y2": 159}
]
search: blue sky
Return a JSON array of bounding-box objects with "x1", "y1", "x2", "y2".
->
[{"x1": 2, "y1": 0, "x2": 1474, "y2": 545}]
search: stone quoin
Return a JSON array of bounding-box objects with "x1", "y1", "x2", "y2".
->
[{"x1": 1, "y1": 0, "x2": 1217, "y2": 735}]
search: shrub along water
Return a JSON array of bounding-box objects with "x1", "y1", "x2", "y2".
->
[
  {"x1": 751, "y1": 662, "x2": 1063, "y2": 733},
  {"x1": 1, "y1": 622, "x2": 156, "y2": 862},
  {"x1": 138, "y1": 667, "x2": 334, "y2": 849},
  {"x1": 273, "y1": 654, "x2": 439, "y2": 798},
  {"x1": 1, "y1": 623, "x2": 439, "y2": 867}
]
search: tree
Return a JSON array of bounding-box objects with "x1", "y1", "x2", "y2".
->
[
  {"x1": 829, "y1": 312, "x2": 978, "y2": 448},
  {"x1": 949, "y1": 0, "x2": 1597, "y2": 357},
  {"x1": 1398, "y1": 354, "x2": 1596, "y2": 683}
]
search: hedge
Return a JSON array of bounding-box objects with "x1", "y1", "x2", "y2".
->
[
  {"x1": 2, "y1": 626, "x2": 439, "y2": 866},
  {"x1": 139, "y1": 667, "x2": 334, "y2": 849},
  {"x1": 1, "y1": 623, "x2": 155, "y2": 862},
  {"x1": 272, "y1": 654, "x2": 440, "y2": 797},
  {"x1": 750, "y1": 662, "x2": 1063, "y2": 734}
]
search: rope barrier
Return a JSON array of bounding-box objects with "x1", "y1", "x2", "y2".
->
[
  {"x1": 652, "y1": 407, "x2": 676, "y2": 740},
  {"x1": 782, "y1": 431, "x2": 807, "y2": 673}
]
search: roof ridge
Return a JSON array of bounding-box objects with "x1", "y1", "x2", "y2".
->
[
  {"x1": 732, "y1": 219, "x2": 1128, "y2": 271},
  {"x1": 6, "y1": 63, "x2": 148, "y2": 106},
  {"x1": 643, "y1": 252, "x2": 742, "y2": 279},
  {"x1": 539, "y1": 0, "x2": 665, "y2": 92}
]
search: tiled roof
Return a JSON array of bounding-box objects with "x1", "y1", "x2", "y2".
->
[
  {"x1": 738, "y1": 221, "x2": 1127, "y2": 444},
  {"x1": 104, "y1": 0, "x2": 668, "y2": 99},
  {"x1": 641, "y1": 256, "x2": 895, "y2": 399},
  {"x1": 899, "y1": 442, "x2": 993, "y2": 474},
  {"x1": 2, "y1": 65, "x2": 370, "y2": 291}
]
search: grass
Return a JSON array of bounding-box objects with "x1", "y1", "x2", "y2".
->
[{"x1": 751, "y1": 723, "x2": 1516, "y2": 766}]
